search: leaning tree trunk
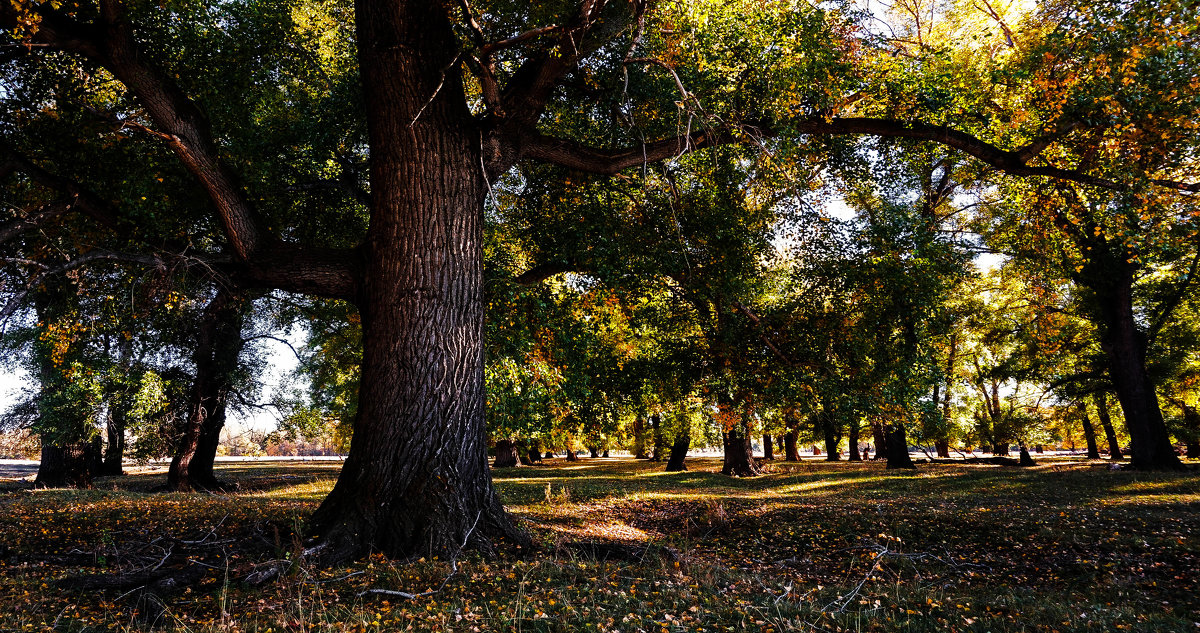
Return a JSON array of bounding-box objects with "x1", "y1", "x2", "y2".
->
[
  {"x1": 167, "y1": 287, "x2": 247, "y2": 492},
  {"x1": 664, "y1": 430, "x2": 690, "y2": 472},
  {"x1": 1080, "y1": 403, "x2": 1101, "y2": 459},
  {"x1": 306, "y1": 2, "x2": 526, "y2": 563},
  {"x1": 885, "y1": 423, "x2": 916, "y2": 469},
  {"x1": 1091, "y1": 267, "x2": 1183, "y2": 470},
  {"x1": 1094, "y1": 392, "x2": 1123, "y2": 460}
]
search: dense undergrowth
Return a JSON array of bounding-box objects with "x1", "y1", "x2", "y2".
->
[{"x1": 1, "y1": 457, "x2": 1197, "y2": 632}]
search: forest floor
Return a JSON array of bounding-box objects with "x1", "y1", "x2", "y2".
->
[{"x1": 0, "y1": 456, "x2": 1197, "y2": 632}]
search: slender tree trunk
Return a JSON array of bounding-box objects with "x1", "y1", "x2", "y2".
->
[
  {"x1": 167, "y1": 287, "x2": 247, "y2": 492},
  {"x1": 1090, "y1": 267, "x2": 1183, "y2": 470},
  {"x1": 651, "y1": 413, "x2": 664, "y2": 461},
  {"x1": 100, "y1": 407, "x2": 126, "y2": 477},
  {"x1": 1094, "y1": 392, "x2": 1123, "y2": 461},
  {"x1": 885, "y1": 423, "x2": 915, "y2": 469},
  {"x1": 307, "y1": 1, "x2": 526, "y2": 562},
  {"x1": 665, "y1": 430, "x2": 690, "y2": 472},
  {"x1": 871, "y1": 421, "x2": 888, "y2": 460},
  {"x1": 936, "y1": 332, "x2": 957, "y2": 460},
  {"x1": 1178, "y1": 404, "x2": 1200, "y2": 459},
  {"x1": 847, "y1": 418, "x2": 861, "y2": 462},
  {"x1": 1080, "y1": 402, "x2": 1101, "y2": 459},
  {"x1": 762, "y1": 433, "x2": 773, "y2": 460}
]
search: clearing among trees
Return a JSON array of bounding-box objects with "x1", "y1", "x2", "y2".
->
[{"x1": 0, "y1": 457, "x2": 1195, "y2": 632}]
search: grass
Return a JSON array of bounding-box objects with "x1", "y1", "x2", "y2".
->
[{"x1": 1, "y1": 456, "x2": 1198, "y2": 632}]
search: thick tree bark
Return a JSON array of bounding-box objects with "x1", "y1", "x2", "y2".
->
[
  {"x1": 35, "y1": 437, "x2": 100, "y2": 488},
  {"x1": 784, "y1": 428, "x2": 800, "y2": 462},
  {"x1": 493, "y1": 440, "x2": 520, "y2": 468},
  {"x1": 1079, "y1": 403, "x2": 1101, "y2": 459},
  {"x1": 588, "y1": 446, "x2": 600, "y2": 459},
  {"x1": 1094, "y1": 392, "x2": 1123, "y2": 460},
  {"x1": 664, "y1": 431, "x2": 690, "y2": 472},
  {"x1": 306, "y1": 1, "x2": 526, "y2": 562},
  {"x1": 167, "y1": 287, "x2": 247, "y2": 492},
  {"x1": 1090, "y1": 266, "x2": 1184, "y2": 470},
  {"x1": 821, "y1": 413, "x2": 840, "y2": 461},
  {"x1": 885, "y1": 423, "x2": 916, "y2": 470},
  {"x1": 565, "y1": 448, "x2": 578, "y2": 462},
  {"x1": 526, "y1": 439, "x2": 543, "y2": 464},
  {"x1": 721, "y1": 426, "x2": 761, "y2": 476}
]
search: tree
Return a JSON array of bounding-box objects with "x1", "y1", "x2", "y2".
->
[{"x1": 4, "y1": 0, "x2": 1196, "y2": 563}]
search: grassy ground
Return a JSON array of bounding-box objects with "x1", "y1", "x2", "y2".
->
[{"x1": 0, "y1": 456, "x2": 1197, "y2": 632}]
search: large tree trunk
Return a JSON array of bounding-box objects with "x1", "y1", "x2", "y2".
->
[
  {"x1": 664, "y1": 430, "x2": 690, "y2": 472},
  {"x1": 1080, "y1": 402, "x2": 1101, "y2": 459},
  {"x1": 167, "y1": 287, "x2": 247, "y2": 492},
  {"x1": 784, "y1": 428, "x2": 799, "y2": 462},
  {"x1": 1090, "y1": 267, "x2": 1183, "y2": 470},
  {"x1": 722, "y1": 426, "x2": 761, "y2": 476},
  {"x1": 306, "y1": 2, "x2": 525, "y2": 563},
  {"x1": 821, "y1": 413, "x2": 840, "y2": 461},
  {"x1": 762, "y1": 433, "x2": 773, "y2": 460},
  {"x1": 885, "y1": 423, "x2": 916, "y2": 469},
  {"x1": 36, "y1": 437, "x2": 101, "y2": 488},
  {"x1": 493, "y1": 440, "x2": 520, "y2": 468},
  {"x1": 1094, "y1": 392, "x2": 1123, "y2": 460}
]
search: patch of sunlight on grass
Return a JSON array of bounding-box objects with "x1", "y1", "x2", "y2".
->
[
  {"x1": 245, "y1": 480, "x2": 335, "y2": 500},
  {"x1": 1100, "y1": 493, "x2": 1200, "y2": 507},
  {"x1": 766, "y1": 476, "x2": 892, "y2": 496}
]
